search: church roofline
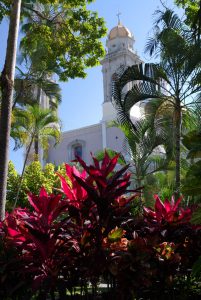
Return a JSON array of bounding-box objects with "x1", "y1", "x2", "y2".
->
[
  {"x1": 62, "y1": 123, "x2": 101, "y2": 135},
  {"x1": 101, "y1": 49, "x2": 143, "y2": 65}
]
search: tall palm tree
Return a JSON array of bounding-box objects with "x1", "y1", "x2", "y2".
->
[
  {"x1": 0, "y1": 0, "x2": 22, "y2": 220},
  {"x1": 11, "y1": 104, "x2": 61, "y2": 208},
  {"x1": 12, "y1": 104, "x2": 60, "y2": 159},
  {"x1": 112, "y1": 9, "x2": 201, "y2": 197}
]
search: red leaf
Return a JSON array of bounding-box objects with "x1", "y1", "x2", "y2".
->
[
  {"x1": 154, "y1": 195, "x2": 166, "y2": 220},
  {"x1": 104, "y1": 154, "x2": 119, "y2": 176},
  {"x1": 39, "y1": 187, "x2": 48, "y2": 198},
  {"x1": 57, "y1": 173, "x2": 74, "y2": 200}
]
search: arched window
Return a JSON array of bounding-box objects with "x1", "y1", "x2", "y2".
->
[
  {"x1": 73, "y1": 144, "x2": 82, "y2": 159},
  {"x1": 68, "y1": 140, "x2": 85, "y2": 161}
]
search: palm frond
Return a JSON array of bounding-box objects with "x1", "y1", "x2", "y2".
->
[
  {"x1": 11, "y1": 104, "x2": 61, "y2": 155},
  {"x1": 154, "y1": 9, "x2": 182, "y2": 31}
]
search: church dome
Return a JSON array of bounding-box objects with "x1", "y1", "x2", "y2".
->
[{"x1": 108, "y1": 23, "x2": 132, "y2": 40}]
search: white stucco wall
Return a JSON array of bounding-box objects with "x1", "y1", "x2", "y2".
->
[{"x1": 47, "y1": 124, "x2": 103, "y2": 165}]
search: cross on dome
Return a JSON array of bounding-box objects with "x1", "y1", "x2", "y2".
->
[
  {"x1": 107, "y1": 11, "x2": 133, "y2": 40},
  {"x1": 116, "y1": 11, "x2": 122, "y2": 25}
]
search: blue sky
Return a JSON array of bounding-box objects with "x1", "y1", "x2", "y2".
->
[{"x1": 0, "y1": 0, "x2": 182, "y2": 172}]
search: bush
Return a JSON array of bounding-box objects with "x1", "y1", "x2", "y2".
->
[
  {"x1": 1, "y1": 152, "x2": 201, "y2": 299},
  {"x1": 6, "y1": 161, "x2": 67, "y2": 210}
]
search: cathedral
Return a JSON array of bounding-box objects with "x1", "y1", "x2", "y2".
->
[{"x1": 47, "y1": 21, "x2": 143, "y2": 165}]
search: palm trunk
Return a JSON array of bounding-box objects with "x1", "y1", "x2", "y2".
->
[
  {"x1": 175, "y1": 104, "x2": 182, "y2": 199},
  {"x1": 34, "y1": 87, "x2": 42, "y2": 160},
  {"x1": 34, "y1": 135, "x2": 39, "y2": 159},
  {"x1": 136, "y1": 171, "x2": 143, "y2": 212},
  {"x1": 0, "y1": 0, "x2": 22, "y2": 220}
]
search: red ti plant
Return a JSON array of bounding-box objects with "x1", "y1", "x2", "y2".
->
[
  {"x1": 0, "y1": 152, "x2": 139, "y2": 297},
  {"x1": 109, "y1": 194, "x2": 201, "y2": 299},
  {"x1": 1, "y1": 152, "x2": 200, "y2": 299},
  {"x1": 0, "y1": 188, "x2": 80, "y2": 298},
  {"x1": 143, "y1": 194, "x2": 192, "y2": 225},
  {"x1": 58, "y1": 152, "x2": 139, "y2": 231},
  {"x1": 57, "y1": 152, "x2": 139, "y2": 284}
]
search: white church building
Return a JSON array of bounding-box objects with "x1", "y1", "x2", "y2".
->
[{"x1": 47, "y1": 21, "x2": 143, "y2": 165}]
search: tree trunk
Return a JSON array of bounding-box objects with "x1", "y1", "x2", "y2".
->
[
  {"x1": 175, "y1": 104, "x2": 182, "y2": 199},
  {"x1": 34, "y1": 87, "x2": 42, "y2": 160},
  {"x1": 0, "y1": 0, "x2": 22, "y2": 220},
  {"x1": 137, "y1": 178, "x2": 143, "y2": 212},
  {"x1": 34, "y1": 136, "x2": 39, "y2": 156}
]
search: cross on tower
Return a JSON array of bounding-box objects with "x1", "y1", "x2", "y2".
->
[{"x1": 117, "y1": 11, "x2": 121, "y2": 25}]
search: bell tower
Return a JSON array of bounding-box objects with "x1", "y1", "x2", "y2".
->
[{"x1": 101, "y1": 20, "x2": 142, "y2": 122}]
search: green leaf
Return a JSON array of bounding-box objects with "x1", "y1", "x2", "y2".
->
[
  {"x1": 108, "y1": 228, "x2": 124, "y2": 242},
  {"x1": 182, "y1": 161, "x2": 201, "y2": 196},
  {"x1": 191, "y1": 207, "x2": 201, "y2": 224},
  {"x1": 192, "y1": 256, "x2": 201, "y2": 277}
]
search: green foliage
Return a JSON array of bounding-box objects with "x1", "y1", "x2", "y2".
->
[
  {"x1": 191, "y1": 205, "x2": 201, "y2": 224},
  {"x1": 183, "y1": 130, "x2": 201, "y2": 159},
  {"x1": 143, "y1": 168, "x2": 175, "y2": 206},
  {"x1": 6, "y1": 160, "x2": 67, "y2": 210},
  {"x1": 12, "y1": 104, "x2": 61, "y2": 154},
  {"x1": 174, "y1": 0, "x2": 200, "y2": 31},
  {"x1": 24, "y1": 162, "x2": 54, "y2": 194},
  {"x1": 108, "y1": 228, "x2": 124, "y2": 242},
  {"x1": 1, "y1": 1, "x2": 106, "y2": 81},
  {"x1": 192, "y1": 256, "x2": 201, "y2": 278},
  {"x1": 19, "y1": 1, "x2": 106, "y2": 81},
  {"x1": 129, "y1": 197, "x2": 142, "y2": 216},
  {"x1": 14, "y1": 66, "x2": 62, "y2": 109},
  {"x1": 0, "y1": 1, "x2": 11, "y2": 22},
  {"x1": 182, "y1": 161, "x2": 201, "y2": 198},
  {"x1": 6, "y1": 161, "x2": 22, "y2": 210},
  {"x1": 110, "y1": 118, "x2": 170, "y2": 189},
  {"x1": 182, "y1": 119, "x2": 201, "y2": 199},
  {"x1": 112, "y1": 9, "x2": 201, "y2": 196}
]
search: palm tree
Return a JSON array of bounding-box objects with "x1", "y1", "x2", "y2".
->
[
  {"x1": 11, "y1": 104, "x2": 61, "y2": 208},
  {"x1": 117, "y1": 119, "x2": 169, "y2": 186},
  {"x1": 0, "y1": 0, "x2": 22, "y2": 220},
  {"x1": 13, "y1": 66, "x2": 62, "y2": 110},
  {"x1": 96, "y1": 115, "x2": 171, "y2": 209},
  {"x1": 112, "y1": 9, "x2": 201, "y2": 197}
]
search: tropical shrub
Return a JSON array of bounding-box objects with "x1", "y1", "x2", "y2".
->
[
  {"x1": 0, "y1": 188, "x2": 79, "y2": 299},
  {"x1": 57, "y1": 153, "x2": 137, "y2": 287},
  {"x1": 182, "y1": 127, "x2": 201, "y2": 201},
  {"x1": 1, "y1": 152, "x2": 138, "y2": 299},
  {"x1": 111, "y1": 195, "x2": 201, "y2": 299},
  {"x1": 6, "y1": 161, "x2": 67, "y2": 210},
  {"x1": 0, "y1": 152, "x2": 201, "y2": 300}
]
